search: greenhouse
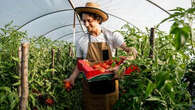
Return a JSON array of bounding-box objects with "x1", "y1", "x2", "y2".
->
[{"x1": 0, "y1": 0, "x2": 194, "y2": 110}]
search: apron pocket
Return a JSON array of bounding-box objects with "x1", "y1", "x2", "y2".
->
[{"x1": 88, "y1": 80, "x2": 115, "y2": 94}]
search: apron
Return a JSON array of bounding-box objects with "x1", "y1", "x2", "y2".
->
[{"x1": 82, "y1": 31, "x2": 119, "y2": 110}]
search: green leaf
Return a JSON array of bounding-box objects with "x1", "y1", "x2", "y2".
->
[
  {"x1": 186, "y1": 7, "x2": 195, "y2": 14},
  {"x1": 156, "y1": 72, "x2": 169, "y2": 89},
  {"x1": 169, "y1": 21, "x2": 191, "y2": 50},
  {"x1": 158, "y1": 15, "x2": 178, "y2": 27},
  {"x1": 145, "y1": 80, "x2": 156, "y2": 98},
  {"x1": 181, "y1": 23, "x2": 191, "y2": 39},
  {"x1": 12, "y1": 81, "x2": 20, "y2": 86},
  {"x1": 0, "y1": 87, "x2": 11, "y2": 93},
  {"x1": 12, "y1": 75, "x2": 20, "y2": 79},
  {"x1": 175, "y1": 31, "x2": 181, "y2": 50},
  {"x1": 29, "y1": 94, "x2": 36, "y2": 106},
  {"x1": 10, "y1": 100, "x2": 17, "y2": 110},
  {"x1": 11, "y1": 56, "x2": 19, "y2": 62},
  {"x1": 145, "y1": 96, "x2": 166, "y2": 104},
  {"x1": 170, "y1": 22, "x2": 179, "y2": 34},
  {"x1": 169, "y1": 7, "x2": 185, "y2": 12},
  {"x1": 0, "y1": 95, "x2": 6, "y2": 103},
  {"x1": 163, "y1": 80, "x2": 174, "y2": 92}
]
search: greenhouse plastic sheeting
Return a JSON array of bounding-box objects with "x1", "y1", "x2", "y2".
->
[{"x1": 0, "y1": 0, "x2": 191, "y2": 42}]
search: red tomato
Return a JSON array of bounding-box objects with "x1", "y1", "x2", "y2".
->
[
  {"x1": 105, "y1": 59, "x2": 114, "y2": 65},
  {"x1": 45, "y1": 98, "x2": 54, "y2": 106},
  {"x1": 125, "y1": 65, "x2": 140, "y2": 75},
  {"x1": 92, "y1": 64, "x2": 101, "y2": 69},
  {"x1": 98, "y1": 66, "x2": 106, "y2": 72},
  {"x1": 83, "y1": 60, "x2": 90, "y2": 67},
  {"x1": 100, "y1": 63, "x2": 110, "y2": 69},
  {"x1": 125, "y1": 65, "x2": 133, "y2": 75},
  {"x1": 92, "y1": 63, "x2": 106, "y2": 72},
  {"x1": 64, "y1": 81, "x2": 72, "y2": 92}
]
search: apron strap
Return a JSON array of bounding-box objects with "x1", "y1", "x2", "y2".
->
[
  {"x1": 88, "y1": 33, "x2": 91, "y2": 43},
  {"x1": 102, "y1": 30, "x2": 109, "y2": 42}
]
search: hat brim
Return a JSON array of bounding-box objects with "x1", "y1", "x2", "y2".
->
[{"x1": 75, "y1": 7, "x2": 108, "y2": 22}]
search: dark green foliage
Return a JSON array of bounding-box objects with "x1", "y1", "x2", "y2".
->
[
  {"x1": 0, "y1": 23, "x2": 82, "y2": 110},
  {"x1": 113, "y1": 22, "x2": 193, "y2": 110}
]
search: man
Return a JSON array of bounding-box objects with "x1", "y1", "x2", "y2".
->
[{"x1": 65, "y1": 2, "x2": 137, "y2": 110}]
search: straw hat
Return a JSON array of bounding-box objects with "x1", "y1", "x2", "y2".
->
[{"x1": 75, "y1": 2, "x2": 108, "y2": 22}]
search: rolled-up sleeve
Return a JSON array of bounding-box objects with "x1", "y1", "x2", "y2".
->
[{"x1": 112, "y1": 32, "x2": 125, "y2": 49}]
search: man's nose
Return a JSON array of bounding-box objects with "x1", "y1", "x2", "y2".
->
[{"x1": 84, "y1": 21, "x2": 89, "y2": 27}]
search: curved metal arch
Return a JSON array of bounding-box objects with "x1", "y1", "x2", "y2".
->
[
  {"x1": 34, "y1": 24, "x2": 81, "y2": 42},
  {"x1": 16, "y1": 6, "x2": 145, "y2": 41},
  {"x1": 17, "y1": 9, "x2": 73, "y2": 30},
  {"x1": 16, "y1": 9, "x2": 139, "y2": 31},
  {"x1": 41, "y1": 23, "x2": 80, "y2": 36},
  {"x1": 59, "y1": 32, "x2": 84, "y2": 41},
  {"x1": 35, "y1": 12, "x2": 142, "y2": 41},
  {"x1": 54, "y1": 31, "x2": 85, "y2": 41},
  {"x1": 146, "y1": 0, "x2": 171, "y2": 15},
  {"x1": 107, "y1": 13, "x2": 140, "y2": 30}
]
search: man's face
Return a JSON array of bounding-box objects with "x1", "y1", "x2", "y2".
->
[{"x1": 82, "y1": 13, "x2": 100, "y2": 33}]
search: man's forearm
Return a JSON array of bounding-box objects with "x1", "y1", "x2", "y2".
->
[
  {"x1": 70, "y1": 64, "x2": 80, "y2": 80},
  {"x1": 120, "y1": 43, "x2": 131, "y2": 53}
]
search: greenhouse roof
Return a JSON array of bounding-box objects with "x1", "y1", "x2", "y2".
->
[{"x1": 0, "y1": 0, "x2": 192, "y2": 42}]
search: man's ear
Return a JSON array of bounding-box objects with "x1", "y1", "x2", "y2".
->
[{"x1": 97, "y1": 19, "x2": 102, "y2": 24}]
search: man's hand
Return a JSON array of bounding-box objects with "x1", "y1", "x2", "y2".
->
[
  {"x1": 64, "y1": 77, "x2": 75, "y2": 86},
  {"x1": 120, "y1": 43, "x2": 138, "y2": 59},
  {"x1": 64, "y1": 59, "x2": 81, "y2": 86},
  {"x1": 63, "y1": 79, "x2": 73, "y2": 92},
  {"x1": 128, "y1": 47, "x2": 137, "y2": 59}
]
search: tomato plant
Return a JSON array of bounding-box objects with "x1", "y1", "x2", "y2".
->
[
  {"x1": 0, "y1": 23, "x2": 82, "y2": 110},
  {"x1": 113, "y1": 10, "x2": 194, "y2": 109}
]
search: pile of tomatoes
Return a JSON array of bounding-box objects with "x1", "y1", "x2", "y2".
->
[
  {"x1": 80, "y1": 57, "x2": 125, "y2": 73},
  {"x1": 91, "y1": 59, "x2": 114, "y2": 73}
]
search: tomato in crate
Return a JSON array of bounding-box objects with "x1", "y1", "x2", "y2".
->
[
  {"x1": 100, "y1": 62, "x2": 110, "y2": 69},
  {"x1": 78, "y1": 60, "x2": 113, "y2": 80},
  {"x1": 77, "y1": 57, "x2": 140, "y2": 80}
]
